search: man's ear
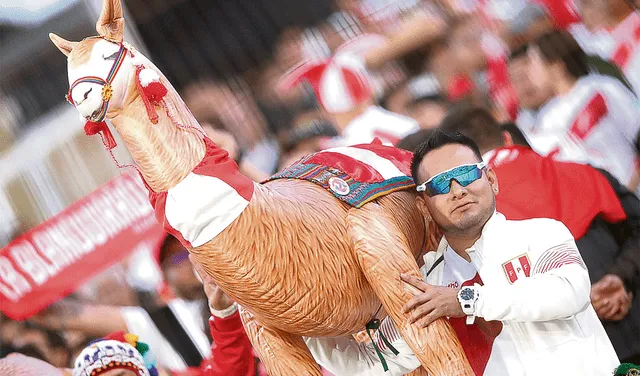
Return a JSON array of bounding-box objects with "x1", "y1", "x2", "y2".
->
[
  {"x1": 415, "y1": 195, "x2": 432, "y2": 221},
  {"x1": 502, "y1": 130, "x2": 514, "y2": 147},
  {"x1": 486, "y1": 167, "x2": 499, "y2": 194}
]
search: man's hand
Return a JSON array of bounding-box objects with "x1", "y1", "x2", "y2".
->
[
  {"x1": 591, "y1": 274, "x2": 632, "y2": 321},
  {"x1": 192, "y1": 259, "x2": 235, "y2": 312},
  {"x1": 401, "y1": 274, "x2": 465, "y2": 328}
]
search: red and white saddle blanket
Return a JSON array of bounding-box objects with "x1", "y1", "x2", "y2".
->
[
  {"x1": 144, "y1": 138, "x2": 414, "y2": 249},
  {"x1": 265, "y1": 140, "x2": 415, "y2": 208}
]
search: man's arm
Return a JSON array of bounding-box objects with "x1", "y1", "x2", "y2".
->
[
  {"x1": 29, "y1": 299, "x2": 128, "y2": 337},
  {"x1": 596, "y1": 168, "x2": 640, "y2": 291},
  {"x1": 201, "y1": 306, "x2": 255, "y2": 376},
  {"x1": 304, "y1": 317, "x2": 420, "y2": 376},
  {"x1": 475, "y1": 221, "x2": 591, "y2": 322},
  {"x1": 364, "y1": 10, "x2": 446, "y2": 69},
  {"x1": 194, "y1": 262, "x2": 255, "y2": 376}
]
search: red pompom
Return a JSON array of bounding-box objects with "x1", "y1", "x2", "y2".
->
[
  {"x1": 103, "y1": 330, "x2": 128, "y2": 343},
  {"x1": 142, "y1": 81, "x2": 167, "y2": 103},
  {"x1": 84, "y1": 121, "x2": 117, "y2": 149}
]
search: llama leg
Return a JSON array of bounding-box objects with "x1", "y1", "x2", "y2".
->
[
  {"x1": 239, "y1": 308, "x2": 322, "y2": 376},
  {"x1": 347, "y1": 203, "x2": 474, "y2": 376},
  {"x1": 405, "y1": 367, "x2": 429, "y2": 376}
]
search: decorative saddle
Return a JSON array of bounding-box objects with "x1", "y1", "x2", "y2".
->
[{"x1": 266, "y1": 140, "x2": 415, "y2": 208}]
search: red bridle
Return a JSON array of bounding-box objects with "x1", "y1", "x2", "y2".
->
[{"x1": 66, "y1": 41, "x2": 129, "y2": 124}]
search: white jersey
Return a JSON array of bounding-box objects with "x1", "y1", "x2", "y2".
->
[
  {"x1": 605, "y1": 12, "x2": 640, "y2": 97},
  {"x1": 332, "y1": 106, "x2": 419, "y2": 147},
  {"x1": 568, "y1": 22, "x2": 615, "y2": 58},
  {"x1": 525, "y1": 75, "x2": 640, "y2": 189},
  {"x1": 305, "y1": 213, "x2": 619, "y2": 375},
  {"x1": 440, "y1": 247, "x2": 525, "y2": 376},
  {"x1": 514, "y1": 97, "x2": 559, "y2": 136}
]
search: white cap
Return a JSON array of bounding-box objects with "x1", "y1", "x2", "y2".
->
[{"x1": 281, "y1": 34, "x2": 385, "y2": 113}]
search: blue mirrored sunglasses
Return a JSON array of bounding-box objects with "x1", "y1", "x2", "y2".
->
[{"x1": 416, "y1": 162, "x2": 486, "y2": 197}]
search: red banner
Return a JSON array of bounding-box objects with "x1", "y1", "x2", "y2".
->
[{"x1": 0, "y1": 170, "x2": 165, "y2": 320}]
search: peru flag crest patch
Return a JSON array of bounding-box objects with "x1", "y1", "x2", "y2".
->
[{"x1": 502, "y1": 254, "x2": 531, "y2": 284}]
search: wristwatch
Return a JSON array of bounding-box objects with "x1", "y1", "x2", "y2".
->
[{"x1": 457, "y1": 285, "x2": 479, "y2": 325}]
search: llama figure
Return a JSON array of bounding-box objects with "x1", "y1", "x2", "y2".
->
[{"x1": 49, "y1": 1, "x2": 473, "y2": 374}]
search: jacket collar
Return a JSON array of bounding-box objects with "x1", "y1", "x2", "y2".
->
[{"x1": 422, "y1": 211, "x2": 504, "y2": 273}]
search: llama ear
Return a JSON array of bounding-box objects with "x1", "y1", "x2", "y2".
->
[
  {"x1": 96, "y1": 0, "x2": 125, "y2": 42},
  {"x1": 49, "y1": 33, "x2": 78, "y2": 56}
]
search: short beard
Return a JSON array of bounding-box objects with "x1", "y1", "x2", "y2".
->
[{"x1": 443, "y1": 197, "x2": 496, "y2": 235}]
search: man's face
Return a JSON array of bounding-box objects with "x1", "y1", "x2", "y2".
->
[
  {"x1": 102, "y1": 370, "x2": 137, "y2": 376},
  {"x1": 409, "y1": 101, "x2": 448, "y2": 129},
  {"x1": 415, "y1": 144, "x2": 498, "y2": 235},
  {"x1": 450, "y1": 20, "x2": 486, "y2": 71},
  {"x1": 162, "y1": 241, "x2": 204, "y2": 301},
  {"x1": 508, "y1": 56, "x2": 553, "y2": 110},
  {"x1": 526, "y1": 46, "x2": 554, "y2": 93}
]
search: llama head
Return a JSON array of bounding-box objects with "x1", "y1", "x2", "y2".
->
[{"x1": 49, "y1": 0, "x2": 140, "y2": 122}]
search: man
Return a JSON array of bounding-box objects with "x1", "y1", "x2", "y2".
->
[
  {"x1": 306, "y1": 131, "x2": 619, "y2": 375},
  {"x1": 575, "y1": 0, "x2": 640, "y2": 95},
  {"x1": 440, "y1": 106, "x2": 640, "y2": 364},
  {"x1": 30, "y1": 235, "x2": 256, "y2": 375},
  {"x1": 445, "y1": 15, "x2": 520, "y2": 120},
  {"x1": 526, "y1": 29, "x2": 640, "y2": 193},
  {"x1": 72, "y1": 331, "x2": 158, "y2": 376},
  {"x1": 506, "y1": 44, "x2": 555, "y2": 134}
]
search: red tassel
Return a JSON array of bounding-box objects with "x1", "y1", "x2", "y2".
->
[
  {"x1": 85, "y1": 121, "x2": 117, "y2": 149},
  {"x1": 135, "y1": 65, "x2": 167, "y2": 124},
  {"x1": 142, "y1": 81, "x2": 167, "y2": 103}
]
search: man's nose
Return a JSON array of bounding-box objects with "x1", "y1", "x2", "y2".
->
[{"x1": 450, "y1": 180, "x2": 468, "y2": 199}]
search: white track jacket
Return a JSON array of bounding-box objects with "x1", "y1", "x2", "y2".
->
[{"x1": 305, "y1": 213, "x2": 619, "y2": 375}]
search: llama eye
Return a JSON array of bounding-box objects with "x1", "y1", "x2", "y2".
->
[{"x1": 103, "y1": 51, "x2": 119, "y2": 60}]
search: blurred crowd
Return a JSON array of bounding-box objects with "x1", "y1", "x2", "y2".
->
[{"x1": 2, "y1": 0, "x2": 640, "y2": 374}]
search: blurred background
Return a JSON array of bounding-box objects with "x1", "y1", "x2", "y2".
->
[{"x1": 0, "y1": 0, "x2": 639, "y2": 374}]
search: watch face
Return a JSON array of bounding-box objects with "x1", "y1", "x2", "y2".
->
[{"x1": 460, "y1": 288, "x2": 474, "y2": 300}]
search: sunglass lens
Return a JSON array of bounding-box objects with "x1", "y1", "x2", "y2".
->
[
  {"x1": 457, "y1": 168, "x2": 483, "y2": 187},
  {"x1": 425, "y1": 165, "x2": 482, "y2": 196}
]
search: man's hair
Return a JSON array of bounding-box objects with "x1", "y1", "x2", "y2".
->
[
  {"x1": 397, "y1": 129, "x2": 437, "y2": 152},
  {"x1": 12, "y1": 344, "x2": 47, "y2": 361},
  {"x1": 158, "y1": 235, "x2": 183, "y2": 269},
  {"x1": 446, "y1": 15, "x2": 476, "y2": 42},
  {"x1": 411, "y1": 130, "x2": 483, "y2": 184},
  {"x1": 408, "y1": 94, "x2": 448, "y2": 108},
  {"x1": 531, "y1": 29, "x2": 589, "y2": 79},
  {"x1": 44, "y1": 329, "x2": 68, "y2": 350},
  {"x1": 281, "y1": 118, "x2": 338, "y2": 153},
  {"x1": 501, "y1": 122, "x2": 532, "y2": 148},
  {"x1": 439, "y1": 105, "x2": 502, "y2": 152},
  {"x1": 508, "y1": 43, "x2": 530, "y2": 62}
]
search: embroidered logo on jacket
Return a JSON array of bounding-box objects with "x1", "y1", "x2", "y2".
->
[{"x1": 502, "y1": 254, "x2": 531, "y2": 284}]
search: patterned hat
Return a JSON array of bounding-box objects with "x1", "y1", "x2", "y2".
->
[{"x1": 73, "y1": 331, "x2": 158, "y2": 376}]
